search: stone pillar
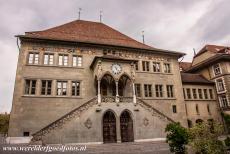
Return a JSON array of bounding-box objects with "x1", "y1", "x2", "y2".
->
[
  {"x1": 132, "y1": 82, "x2": 137, "y2": 105},
  {"x1": 115, "y1": 81, "x2": 119, "y2": 104},
  {"x1": 98, "y1": 80, "x2": 101, "y2": 105}
]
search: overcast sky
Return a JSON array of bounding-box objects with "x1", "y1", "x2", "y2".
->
[{"x1": 0, "y1": 0, "x2": 229, "y2": 113}]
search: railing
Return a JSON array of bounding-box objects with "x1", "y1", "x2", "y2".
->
[
  {"x1": 32, "y1": 97, "x2": 97, "y2": 142},
  {"x1": 101, "y1": 96, "x2": 133, "y2": 103},
  {"x1": 136, "y1": 98, "x2": 175, "y2": 123}
]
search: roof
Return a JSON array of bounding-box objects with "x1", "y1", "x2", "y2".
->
[
  {"x1": 195, "y1": 44, "x2": 230, "y2": 57},
  {"x1": 17, "y1": 20, "x2": 185, "y2": 57},
  {"x1": 186, "y1": 54, "x2": 230, "y2": 73},
  {"x1": 179, "y1": 62, "x2": 192, "y2": 71},
  {"x1": 181, "y1": 73, "x2": 214, "y2": 85},
  {"x1": 23, "y1": 20, "x2": 154, "y2": 50}
]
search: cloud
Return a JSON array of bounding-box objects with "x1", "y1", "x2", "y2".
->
[{"x1": 0, "y1": 0, "x2": 229, "y2": 112}]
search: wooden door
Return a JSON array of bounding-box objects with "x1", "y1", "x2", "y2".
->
[
  {"x1": 120, "y1": 111, "x2": 134, "y2": 142},
  {"x1": 103, "y1": 111, "x2": 117, "y2": 143}
]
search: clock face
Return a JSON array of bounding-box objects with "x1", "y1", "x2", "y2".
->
[{"x1": 112, "y1": 63, "x2": 122, "y2": 75}]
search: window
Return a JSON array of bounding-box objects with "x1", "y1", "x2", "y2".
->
[
  {"x1": 28, "y1": 53, "x2": 39, "y2": 64},
  {"x1": 192, "y1": 89, "x2": 197, "y2": 99},
  {"x1": 58, "y1": 54, "x2": 68, "y2": 66},
  {"x1": 213, "y1": 64, "x2": 221, "y2": 76},
  {"x1": 172, "y1": 105, "x2": 177, "y2": 113},
  {"x1": 135, "y1": 84, "x2": 141, "y2": 97},
  {"x1": 164, "y1": 63, "x2": 171, "y2": 73},
  {"x1": 203, "y1": 89, "x2": 208, "y2": 99},
  {"x1": 44, "y1": 53, "x2": 54, "y2": 65},
  {"x1": 57, "y1": 81, "x2": 67, "y2": 96},
  {"x1": 167, "y1": 85, "x2": 174, "y2": 98},
  {"x1": 23, "y1": 132, "x2": 30, "y2": 137},
  {"x1": 142, "y1": 61, "x2": 149, "y2": 71},
  {"x1": 198, "y1": 89, "x2": 203, "y2": 99},
  {"x1": 153, "y1": 62, "x2": 160, "y2": 72},
  {"x1": 209, "y1": 89, "x2": 213, "y2": 99},
  {"x1": 216, "y1": 79, "x2": 225, "y2": 92},
  {"x1": 196, "y1": 104, "x2": 199, "y2": 115},
  {"x1": 186, "y1": 88, "x2": 191, "y2": 99},
  {"x1": 155, "y1": 84, "x2": 163, "y2": 97},
  {"x1": 73, "y1": 56, "x2": 82, "y2": 67},
  {"x1": 72, "y1": 81, "x2": 80, "y2": 96},
  {"x1": 25, "y1": 80, "x2": 36, "y2": 95},
  {"x1": 41, "y1": 80, "x2": 52, "y2": 95},
  {"x1": 219, "y1": 95, "x2": 228, "y2": 108},
  {"x1": 134, "y1": 61, "x2": 139, "y2": 71},
  {"x1": 207, "y1": 104, "x2": 211, "y2": 115},
  {"x1": 144, "y1": 84, "x2": 152, "y2": 97}
]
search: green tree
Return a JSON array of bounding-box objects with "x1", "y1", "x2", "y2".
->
[
  {"x1": 0, "y1": 113, "x2": 10, "y2": 135},
  {"x1": 165, "y1": 122, "x2": 189, "y2": 154},
  {"x1": 188, "y1": 121, "x2": 225, "y2": 154}
]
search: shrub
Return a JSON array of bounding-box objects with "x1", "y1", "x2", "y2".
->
[{"x1": 165, "y1": 122, "x2": 189, "y2": 154}]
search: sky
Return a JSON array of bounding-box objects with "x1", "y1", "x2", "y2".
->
[{"x1": 0, "y1": 0, "x2": 230, "y2": 113}]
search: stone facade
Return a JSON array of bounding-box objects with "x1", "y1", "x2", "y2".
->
[{"x1": 8, "y1": 20, "x2": 222, "y2": 144}]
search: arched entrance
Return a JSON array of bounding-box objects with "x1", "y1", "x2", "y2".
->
[
  {"x1": 120, "y1": 110, "x2": 134, "y2": 142},
  {"x1": 118, "y1": 74, "x2": 132, "y2": 97},
  {"x1": 103, "y1": 111, "x2": 117, "y2": 143},
  {"x1": 100, "y1": 74, "x2": 116, "y2": 96}
]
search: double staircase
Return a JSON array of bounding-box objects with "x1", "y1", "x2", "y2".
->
[{"x1": 32, "y1": 96, "x2": 174, "y2": 142}]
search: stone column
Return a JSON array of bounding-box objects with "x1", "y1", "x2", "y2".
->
[
  {"x1": 98, "y1": 80, "x2": 101, "y2": 105},
  {"x1": 132, "y1": 82, "x2": 137, "y2": 105},
  {"x1": 115, "y1": 81, "x2": 119, "y2": 104}
]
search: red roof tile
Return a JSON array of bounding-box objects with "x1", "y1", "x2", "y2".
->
[
  {"x1": 195, "y1": 44, "x2": 230, "y2": 57},
  {"x1": 24, "y1": 20, "x2": 154, "y2": 50},
  {"x1": 179, "y1": 62, "x2": 192, "y2": 71},
  {"x1": 181, "y1": 73, "x2": 213, "y2": 84}
]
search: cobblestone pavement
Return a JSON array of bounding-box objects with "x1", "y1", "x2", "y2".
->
[{"x1": 0, "y1": 140, "x2": 171, "y2": 154}]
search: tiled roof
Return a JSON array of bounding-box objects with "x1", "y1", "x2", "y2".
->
[
  {"x1": 179, "y1": 62, "x2": 192, "y2": 71},
  {"x1": 181, "y1": 73, "x2": 213, "y2": 84},
  {"x1": 195, "y1": 44, "x2": 230, "y2": 57},
  {"x1": 23, "y1": 20, "x2": 155, "y2": 50}
]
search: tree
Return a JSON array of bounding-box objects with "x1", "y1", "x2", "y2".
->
[
  {"x1": 165, "y1": 122, "x2": 189, "y2": 154},
  {"x1": 188, "y1": 121, "x2": 225, "y2": 154},
  {"x1": 0, "y1": 113, "x2": 10, "y2": 135}
]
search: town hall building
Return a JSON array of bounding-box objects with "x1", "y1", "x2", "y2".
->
[{"x1": 8, "y1": 20, "x2": 222, "y2": 144}]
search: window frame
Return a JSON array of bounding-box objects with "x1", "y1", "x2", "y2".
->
[
  {"x1": 72, "y1": 55, "x2": 83, "y2": 67},
  {"x1": 144, "y1": 84, "x2": 152, "y2": 97},
  {"x1": 24, "y1": 79, "x2": 37, "y2": 95},
  {"x1": 213, "y1": 63, "x2": 222, "y2": 76},
  {"x1": 71, "y1": 81, "x2": 81, "y2": 96},
  {"x1": 57, "y1": 81, "x2": 68, "y2": 96},
  {"x1": 152, "y1": 62, "x2": 161, "y2": 73},
  {"x1": 41, "y1": 80, "x2": 52, "y2": 96},
  {"x1": 142, "y1": 61, "x2": 150, "y2": 72},
  {"x1": 58, "y1": 54, "x2": 69, "y2": 66},
  {"x1": 43, "y1": 53, "x2": 54, "y2": 65},
  {"x1": 135, "y1": 83, "x2": 141, "y2": 97},
  {"x1": 167, "y1": 85, "x2": 174, "y2": 98},
  {"x1": 28, "y1": 52, "x2": 39, "y2": 65},
  {"x1": 155, "y1": 84, "x2": 163, "y2": 97},
  {"x1": 163, "y1": 63, "x2": 171, "y2": 73}
]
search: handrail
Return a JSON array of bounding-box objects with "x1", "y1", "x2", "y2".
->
[{"x1": 137, "y1": 98, "x2": 175, "y2": 123}]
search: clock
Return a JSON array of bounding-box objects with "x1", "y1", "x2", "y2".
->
[{"x1": 111, "y1": 63, "x2": 122, "y2": 75}]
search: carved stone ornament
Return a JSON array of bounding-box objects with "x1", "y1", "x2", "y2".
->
[
  {"x1": 84, "y1": 118, "x2": 92, "y2": 129},
  {"x1": 143, "y1": 118, "x2": 149, "y2": 126}
]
